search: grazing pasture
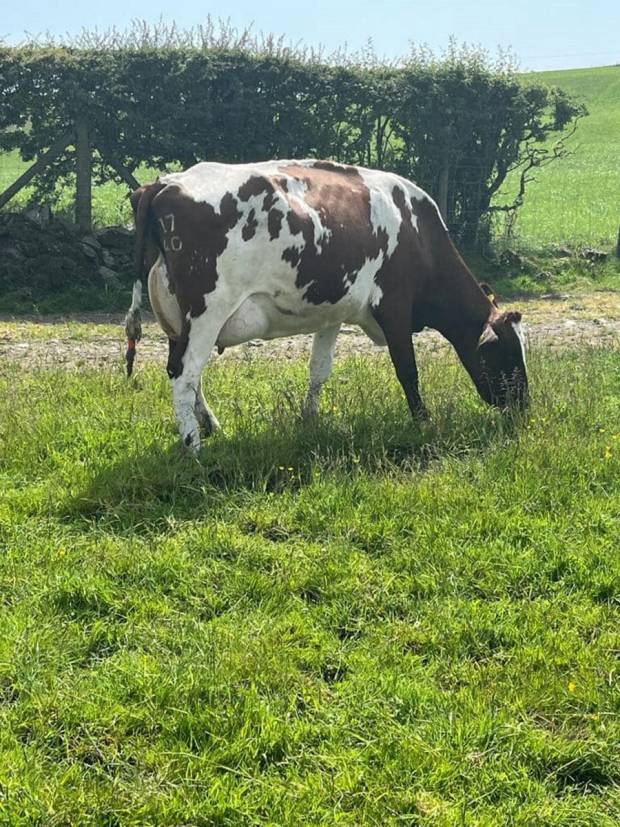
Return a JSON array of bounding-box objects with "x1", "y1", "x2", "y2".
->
[
  {"x1": 498, "y1": 65, "x2": 620, "y2": 247},
  {"x1": 1, "y1": 340, "x2": 619, "y2": 824}
]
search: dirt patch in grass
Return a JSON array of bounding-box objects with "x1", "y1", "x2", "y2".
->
[{"x1": 1, "y1": 290, "x2": 619, "y2": 371}]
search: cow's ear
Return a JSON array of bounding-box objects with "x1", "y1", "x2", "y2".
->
[
  {"x1": 503, "y1": 310, "x2": 522, "y2": 325},
  {"x1": 480, "y1": 282, "x2": 499, "y2": 307},
  {"x1": 478, "y1": 322, "x2": 499, "y2": 348}
]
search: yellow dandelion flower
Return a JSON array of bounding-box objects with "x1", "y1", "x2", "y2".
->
[{"x1": 568, "y1": 681, "x2": 577, "y2": 693}]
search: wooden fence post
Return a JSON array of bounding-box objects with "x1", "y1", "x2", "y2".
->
[{"x1": 75, "y1": 120, "x2": 92, "y2": 232}]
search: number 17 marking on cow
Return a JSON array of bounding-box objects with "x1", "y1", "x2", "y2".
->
[{"x1": 159, "y1": 213, "x2": 183, "y2": 251}]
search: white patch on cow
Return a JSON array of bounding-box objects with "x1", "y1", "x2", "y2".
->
[
  {"x1": 512, "y1": 321, "x2": 527, "y2": 367},
  {"x1": 216, "y1": 295, "x2": 271, "y2": 346},
  {"x1": 285, "y1": 176, "x2": 308, "y2": 202},
  {"x1": 148, "y1": 255, "x2": 183, "y2": 338},
  {"x1": 194, "y1": 376, "x2": 220, "y2": 433},
  {"x1": 356, "y1": 169, "x2": 403, "y2": 308},
  {"x1": 400, "y1": 176, "x2": 446, "y2": 231},
  {"x1": 173, "y1": 302, "x2": 235, "y2": 452}
]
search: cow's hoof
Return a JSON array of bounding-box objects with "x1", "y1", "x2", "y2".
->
[
  {"x1": 182, "y1": 430, "x2": 202, "y2": 454},
  {"x1": 198, "y1": 413, "x2": 221, "y2": 437}
]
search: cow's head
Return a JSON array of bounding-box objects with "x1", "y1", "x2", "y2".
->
[
  {"x1": 473, "y1": 309, "x2": 528, "y2": 409},
  {"x1": 455, "y1": 283, "x2": 528, "y2": 410}
]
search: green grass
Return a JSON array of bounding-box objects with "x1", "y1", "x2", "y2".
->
[
  {"x1": 497, "y1": 65, "x2": 620, "y2": 248},
  {"x1": 1, "y1": 344, "x2": 620, "y2": 824},
  {"x1": 472, "y1": 248, "x2": 620, "y2": 298}
]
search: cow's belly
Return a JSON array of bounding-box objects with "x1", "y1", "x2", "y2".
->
[
  {"x1": 217, "y1": 292, "x2": 350, "y2": 348},
  {"x1": 147, "y1": 258, "x2": 384, "y2": 348},
  {"x1": 148, "y1": 257, "x2": 183, "y2": 338}
]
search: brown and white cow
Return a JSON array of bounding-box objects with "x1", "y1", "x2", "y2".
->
[{"x1": 125, "y1": 159, "x2": 527, "y2": 452}]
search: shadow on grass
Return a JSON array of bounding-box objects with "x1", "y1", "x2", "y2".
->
[{"x1": 62, "y1": 401, "x2": 519, "y2": 527}]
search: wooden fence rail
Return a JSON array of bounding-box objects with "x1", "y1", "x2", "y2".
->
[{"x1": 0, "y1": 125, "x2": 140, "y2": 232}]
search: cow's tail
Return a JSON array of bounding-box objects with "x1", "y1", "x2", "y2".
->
[{"x1": 124, "y1": 182, "x2": 165, "y2": 377}]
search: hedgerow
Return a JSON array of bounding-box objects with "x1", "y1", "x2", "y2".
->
[{"x1": 0, "y1": 24, "x2": 585, "y2": 243}]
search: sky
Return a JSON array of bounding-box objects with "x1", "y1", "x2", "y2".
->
[{"x1": 3, "y1": 0, "x2": 619, "y2": 72}]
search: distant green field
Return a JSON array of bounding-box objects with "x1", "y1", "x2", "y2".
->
[{"x1": 497, "y1": 65, "x2": 620, "y2": 248}]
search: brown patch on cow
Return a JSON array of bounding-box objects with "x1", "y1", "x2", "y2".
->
[
  {"x1": 311, "y1": 160, "x2": 359, "y2": 176},
  {"x1": 373, "y1": 191, "x2": 478, "y2": 335},
  {"x1": 238, "y1": 174, "x2": 286, "y2": 240},
  {"x1": 268, "y1": 208, "x2": 283, "y2": 240},
  {"x1": 237, "y1": 175, "x2": 273, "y2": 202},
  {"x1": 279, "y1": 164, "x2": 388, "y2": 305},
  {"x1": 372, "y1": 186, "x2": 421, "y2": 326},
  {"x1": 242, "y1": 208, "x2": 258, "y2": 241},
  {"x1": 283, "y1": 247, "x2": 301, "y2": 268},
  {"x1": 145, "y1": 185, "x2": 241, "y2": 318},
  {"x1": 373, "y1": 189, "x2": 493, "y2": 340}
]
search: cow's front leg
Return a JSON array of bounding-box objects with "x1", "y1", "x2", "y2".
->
[
  {"x1": 303, "y1": 325, "x2": 340, "y2": 419},
  {"x1": 374, "y1": 312, "x2": 428, "y2": 421},
  {"x1": 167, "y1": 312, "x2": 227, "y2": 453}
]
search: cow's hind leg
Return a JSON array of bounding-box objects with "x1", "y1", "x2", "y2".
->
[
  {"x1": 195, "y1": 376, "x2": 221, "y2": 436},
  {"x1": 167, "y1": 312, "x2": 227, "y2": 453},
  {"x1": 303, "y1": 325, "x2": 340, "y2": 419},
  {"x1": 168, "y1": 337, "x2": 219, "y2": 437}
]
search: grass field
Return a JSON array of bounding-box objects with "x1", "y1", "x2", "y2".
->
[
  {"x1": 1, "y1": 342, "x2": 620, "y2": 824},
  {"x1": 497, "y1": 65, "x2": 620, "y2": 248}
]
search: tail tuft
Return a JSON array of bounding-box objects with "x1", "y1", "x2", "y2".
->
[
  {"x1": 126, "y1": 338, "x2": 137, "y2": 377},
  {"x1": 124, "y1": 305, "x2": 142, "y2": 377}
]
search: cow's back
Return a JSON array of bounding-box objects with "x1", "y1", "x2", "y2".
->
[{"x1": 148, "y1": 160, "x2": 446, "y2": 329}]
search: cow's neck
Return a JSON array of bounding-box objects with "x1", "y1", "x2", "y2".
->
[{"x1": 425, "y1": 249, "x2": 495, "y2": 353}]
